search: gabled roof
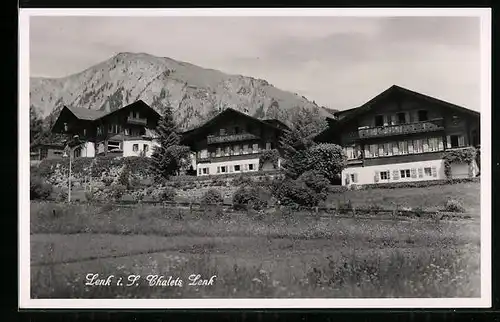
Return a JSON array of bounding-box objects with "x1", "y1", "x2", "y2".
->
[
  {"x1": 313, "y1": 84, "x2": 480, "y2": 143},
  {"x1": 65, "y1": 106, "x2": 107, "y2": 121},
  {"x1": 62, "y1": 100, "x2": 160, "y2": 122},
  {"x1": 181, "y1": 107, "x2": 288, "y2": 141},
  {"x1": 338, "y1": 85, "x2": 479, "y2": 125}
]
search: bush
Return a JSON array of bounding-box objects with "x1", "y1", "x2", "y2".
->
[
  {"x1": 56, "y1": 189, "x2": 68, "y2": 202},
  {"x1": 274, "y1": 179, "x2": 322, "y2": 208},
  {"x1": 298, "y1": 171, "x2": 330, "y2": 196},
  {"x1": 84, "y1": 190, "x2": 94, "y2": 202},
  {"x1": 117, "y1": 165, "x2": 130, "y2": 188},
  {"x1": 110, "y1": 184, "x2": 127, "y2": 201},
  {"x1": 30, "y1": 176, "x2": 53, "y2": 200},
  {"x1": 159, "y1": 187, "x2": 176, "y2": 202},
  {"x1": 444, "y1": 199, "x2": 466, "y2": 213},
  {"x1": 308, "y1": 143, "x2": 347, "y2": 183},
  {"x1": 232, "y1": 175, "x2": 254, "y2": 187},
  {"x1": 201, "y1": 189, "x2": 224, "y2": 205},
  {"x1": 233, "y1": 186, "x2": 270, "y2": 210}
]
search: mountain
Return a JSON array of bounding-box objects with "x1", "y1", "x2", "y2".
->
[{"x1": 30, "y1": 52, "x2": 333, "y2": 131}]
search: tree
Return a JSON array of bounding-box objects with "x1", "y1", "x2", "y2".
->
[
  {"x1": 150, "y1": 105, "x2": 190, "y2": 181},
  {"x1": 30, "y1": 105, "x2": 44, "y2": 145},
  {"x1": 279, "y1": 126, "x2": 316, "y2": 179},
  {"x1": 308, "y1": 143, "x2": 347, "y2": 183},
  {"x1": 290, "y1": 106, "x2": 328, "y2": 139}
]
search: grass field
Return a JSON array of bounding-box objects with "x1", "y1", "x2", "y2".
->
[{"x1": 29, "y1": 182, "x2": 481, "y2": 299}]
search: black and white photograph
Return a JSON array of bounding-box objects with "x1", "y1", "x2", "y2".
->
[{"x1": 19, "y1": 8, "x2": 491, "y2": 308}]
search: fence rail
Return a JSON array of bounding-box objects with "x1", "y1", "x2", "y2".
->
[{"x1": 43, "y1": 199, "x2": 475, "y2": 221}]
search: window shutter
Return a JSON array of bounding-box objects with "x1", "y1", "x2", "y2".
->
[
  {"x1": 353, "y1": 173, "x2": 358, "y2": 183},
  {"x1": 418, "y1": 168, "x2": 423, "y2": 178},
  {"x1": 374, "y1": 171, "x2": 380, "y2": 182},
  {"x1": 431, "y1": 166, "x2": 437, "y2": 177},
  {"x1": 446, "y1": 136, "x2": 451, "y2": 149},
  {"x1": 345, "y1": 174, "x2": 350, "y2": 185},
  {"x1": 438, "y1": 139, "x2": 444, "y2": 151},
  {"x1": 458, "y1": 135, "x2": 465, "y2": 147},
  {"x1": 387, "y1": 170, "x2": 391, "y2": 180},
  {"x1": 393, "y1": 170, "x2": 399, "y2": 180},
  {"x1": 411, "y1": 168, "x2": 417, "y2": 178}
]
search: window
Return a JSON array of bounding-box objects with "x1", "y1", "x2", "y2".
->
[
  {"x1": 225, "y1": 146, "x2": 230, "y2": 156},
  {"x1": 216, "y1": 147, "x2": 222, "y2": 157},
  {"x1": 378, "y1": 144, "x2": 384, "y2": 156},
  {"x1": 384, "y1": 143, "x2": 392, "y2": 156},
  {"x1": 375, "y1": 115, "x2": 384, "y2": 127},
  {"x1": 133, "y1": 144, "x2": 139, "y2": 152},
  {"x1": 450, "y1": 135, "x2": 460, "y2": 148},
  {"x1": 252, "y1": 143, "x2": 259, "y2": 153},
  {"x1": 380, "y1": 171, "x2": 389, "y2": 180},
  {"x1": 397, "y1": 112, "x2": 406, "y2": 124},
  {"x1": 370, "y1": 144, "x2": 378, "y2": 158},
  {"x1": 83, "y1": 128, "x2": 87, "y2": 136},
  {"x1": 234, "y1": 126, "x2": 240, "y2": 134},
  {"x1": 234, "y1": 145, "x2": 240, "y2": 155},
  {"x1": 234, "y1": 165, "x2": 241, "y2": 171},
  {"x1": 350, "y1": 174, "x2": 357, "y2": 183},
  {"x1": 345, "y1": 146, "x2": 355, "y2": 159},
  {"x1": 266, "y1": 142, "x2": 272, "y2": 150},
  {"x1": 471, "y1": 130, "x2": 479, "y2": 146},
  {"x1": 414, "y1": 139, "x2": 423, "y2": 154},
  {"x1": 424, "y1": 167, "x2": 432, "y2": 177},
  {"x1": 249, "y1": 164, "x2": 255, "y2": 171},
  {"x1": 198, "y1": 168, "x2": 202, "y2": 175},
  {"x1": 400, "y1": 169, "x2": 411, "y2": 178},
  {"x1": 422, "y1": 139, "x2": 429, "y2": 152},
  {"x1": 408, "y1": 140, "x2": 414, "y2": 154},
  {"x1": 97, "y1": 126, "x2": 102, "y2": 135},
  {"x1": 202, "y1": 168, "x2": 208, "y2": 175},
  {"x1": 124, "y1": 128, "x2": 130, "y2": 136},
  {"x1": 221, "y1": 166, "x2": 227, "y2": 173},
  {"x1": 220, "y1": 128, "x2": 226, "y2": 135},
  {"x1": 418, "y1": 110, "x2": 428, "y2": 122},
  {"x1": 143, "y1": 144, "x2": 149, "y2": 152},
  {"x1": 243, "y1": 144, "x2": 248, "y2": 154}
]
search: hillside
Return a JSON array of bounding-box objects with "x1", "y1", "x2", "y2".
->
[{"x1": 30, "y1": 52, "x2": 334, "y2": 131}]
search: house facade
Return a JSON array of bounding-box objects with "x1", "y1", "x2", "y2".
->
[
  {"x1": 315, "y1": 85, "x2": 480, "y2": 186},
  {"x1": 181, "y1": 108, "x2": 289, "y2": 176},
  {"x1": 51, "y1": 100, "x2": 161, "y2": 158}
]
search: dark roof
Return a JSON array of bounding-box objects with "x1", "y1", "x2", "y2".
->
[
  {"x1": 65, "y1": 106, "x2": 107, "y2": 120},
  {"x1": 313, "y1": 84, "x2": 480, "y2": 142},
  {"x1": 62, "y1": 100, "x2": 159, "y2": 122},
  {"x1": 181, "y1": 108, "x2": 286, "y2": 141},
  {"x1": 339, "y1": 85, "x2": 479, "y2": 125}
]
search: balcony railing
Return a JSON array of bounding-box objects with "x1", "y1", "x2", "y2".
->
[
  {"x1": 207, "y1": 133, "x2": 260, "y2": 144},
  {"x1": 127, "y1": 116, "x2": 148, "y2": 126},
  {"x1": 358, "y1": 118, "x2": 444, "y2": 139}
]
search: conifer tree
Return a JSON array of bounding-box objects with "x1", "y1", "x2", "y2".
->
[{"x1": 150, "y1": 105, "x2": 190, "y2": 181}]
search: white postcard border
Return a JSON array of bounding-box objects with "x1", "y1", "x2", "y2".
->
[{"x1": 19, "y1": 7, "x2": 492, "y2": 309}]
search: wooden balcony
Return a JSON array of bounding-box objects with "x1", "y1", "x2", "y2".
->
[
  {"x1": 127, "y1": 116, "x2": 148, "y2": 126},
  {"x1": 358, "y1": 118, "x2": 444, "y2": 139},
  {"x1": 207, "y1": 132, "x2": 260, "y2": 144}
]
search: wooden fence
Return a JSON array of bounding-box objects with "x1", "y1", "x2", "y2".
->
[{"x1": 58, "y1": 199, "x2": 475, "y2": 221}]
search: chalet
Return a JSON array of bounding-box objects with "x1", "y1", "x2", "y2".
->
[
  {"x1": 314, "y1": 85, "x2": 480, "y2": 186},
  {"x1": 51, "y1": 100, "x2": 161, "y2": 158},
  {"x1": 181, "y1": 108, "x2": 289, "y2": 176}
]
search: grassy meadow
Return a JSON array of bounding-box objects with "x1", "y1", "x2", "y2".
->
[{"x1": 30, "y1": 182, "x2": 481, "y2": 299}]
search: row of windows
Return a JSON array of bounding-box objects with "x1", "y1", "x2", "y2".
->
[
  {"x1": 198, "y1": 142, "x2": 273, "y2": 159},
  {"x1": 345, "y1": 166, "x2": 438, "y2": 184},
  {"x1": 198, "y1": 163, "x2": 257, "y2": 175},
  {"x1": 373, "y1": 110, "x2": 429, "y2": 127},
  {"x1": 96, "y1": 125, "x2": 144, "y2": 136}
]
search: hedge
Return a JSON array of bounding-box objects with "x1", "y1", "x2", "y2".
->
[{"x1": 352, "y1": 177, "x2": 480, "y2": 191}]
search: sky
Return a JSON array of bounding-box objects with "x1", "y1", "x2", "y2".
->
[{"x1": 29, "y1": 15, "x2": 482, "y2": 112}]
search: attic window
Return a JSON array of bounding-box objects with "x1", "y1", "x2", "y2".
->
[{"x1": 64, "y1": 123, "x2": 68, "y2": 131}]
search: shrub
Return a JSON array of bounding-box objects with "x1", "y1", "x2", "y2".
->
[
  {"x1": 232, "y1": 175, "x2": 254, "y2": 187},
  {"x1": 56, "y1": 189, "x2": 68, "y2": 202},
  {"x1": 110, "y1": 184, "x2": 127, "y2": 201},
  {"x1": 159, "y1": 187, "x2": 176, "y2": 202},
  {"x1": 444, "y1": 199, "x2": 466, "y2": 213},
  {"x1": 84, "y1": 190, "x2": 94, "y2": 202},
  {"x1": 233, "y1": 186, "x2": 270, "y2": 210},
  {"x1": 102, "y1": 176, "x2": 114, "y2": 187},
  {"x1": 201, "y1": 189, "x2": 224, "y2": 205},
  {"x1": 117, "y1": 164, "x2": 130, "y2": 188},
  {"x1": 30, "y1": 176, "x2": 53, "y2": 200},
  {"x1": 308, "y1": 143, "x2": 347, "y2": 183},
  {"x1": 298, "y1": 171, "x2": 330, "y2": 196},
  {"x1": 274, "y1": 179, "x2": 322, "y2": 208}
]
